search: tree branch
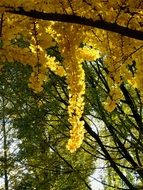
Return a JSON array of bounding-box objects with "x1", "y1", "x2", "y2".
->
[
  {"x1": 84, "y1": 120, "x2": 136, "y2": 190},
  {"x1": 4, "y1": 7, "x2": 143, "y2": 41}
]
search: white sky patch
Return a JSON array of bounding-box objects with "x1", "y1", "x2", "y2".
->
[
  {"x1": 86, "y1": 114, "x2": 105, "y2": 190},
  {"x1": 89, "y1": 157, "x2": 105, "y2": 190}
]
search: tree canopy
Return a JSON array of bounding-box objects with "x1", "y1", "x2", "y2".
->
[{"x1": 0, "y1": 1, "x2": 143, "y2": 189}]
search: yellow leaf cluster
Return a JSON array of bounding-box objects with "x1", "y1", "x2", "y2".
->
[
  {"x1": 77, "y1": 46, "x2": 100, "y2": 62},
  {"x1": 104, "y1": 86, "x2": 123, "y2": 112}
]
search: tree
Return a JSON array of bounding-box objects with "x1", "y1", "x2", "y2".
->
[
  {"x1": 0, "y1": 62, "x2": 95, "y2": 190},
  {"x1": 0, "y1": 1, "x2": 143, "y2": 189},
  {"x1": 83, "y1": 59, "x2": 143, "y2": 189},
  {"x1": 0, "y1": 64, "x2": 22, "y2": 190}
]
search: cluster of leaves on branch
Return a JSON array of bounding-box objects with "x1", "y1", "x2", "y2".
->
[{"x1": 0, "y1": 0, "x2": 143, "y2": 153}]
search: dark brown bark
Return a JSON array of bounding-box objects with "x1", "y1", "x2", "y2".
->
[{"x1": 4, "y1": 7, "x2": 143, "y2": 41}]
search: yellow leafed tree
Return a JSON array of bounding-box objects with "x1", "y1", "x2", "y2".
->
[{"x1": 0, "y1": 0, "x2": 143, "y2": 153}]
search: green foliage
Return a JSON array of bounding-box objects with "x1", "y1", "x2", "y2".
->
[
  {"x1": 1, "y1": 55, "x2": 143, "y2": 190},
  {"x1": 0, "y1": 61, "x2": 94, "y2": 190}
]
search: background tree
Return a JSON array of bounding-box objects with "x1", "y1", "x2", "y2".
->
[
  {"x1": 0, "y1": 62, "x2": 95, "y2": 190},
  {"x1": 83, "y1": 59, "x2": 143, "y2": 189}
]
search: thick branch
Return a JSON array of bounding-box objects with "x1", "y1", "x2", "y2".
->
[{"x1": 5, "y1": 7, "x2": 143, "y2": 41}]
